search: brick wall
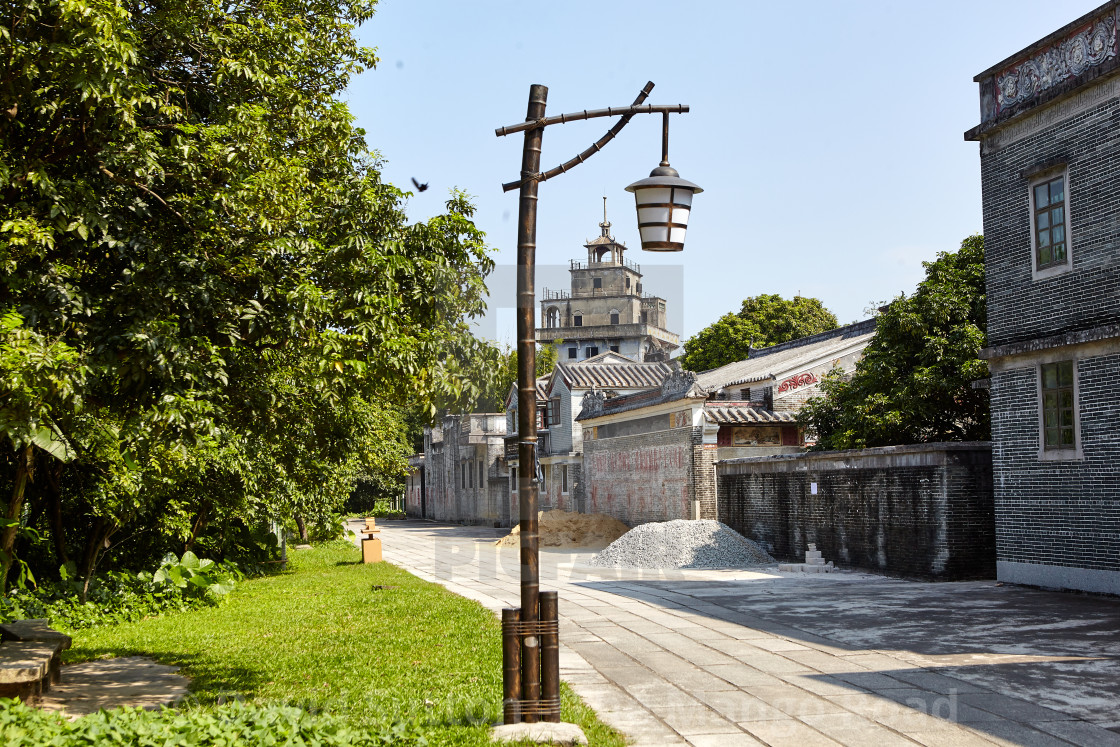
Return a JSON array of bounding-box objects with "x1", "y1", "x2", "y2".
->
[
  {"x1": 991, "y1": 357, "x2": 1120, "y2": 578},
  {"x1": 583, "y1": 426, "x2": 696, "y2": 525},
  {"x1": 979, "y1": 82, "x2": 1120, "y2": 348},
  {"x1": 717, "y1": 443, "x2": 995, "y2": 580},
  {"x1": 975, "y1": 63, "x2": 1120, "y2": 593}
]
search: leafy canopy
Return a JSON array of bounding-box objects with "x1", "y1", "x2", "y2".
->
[
  {"x1": 0, "y1": 0, "x2": 498, "y2": 590},
  {"x1": 680, "y1": 294, "x2": 838, "y2": 371},
  {"x1": 799, "y1": 235, "x2": 988, "y2": 449}
]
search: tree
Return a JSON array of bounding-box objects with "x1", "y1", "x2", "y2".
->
[
  {"x1": 472, "y1": 342, "x2": 560, "y2": 413},
  {"x1": 680, "y1": 295, "x2": 838, "y2": 371},
  {"x1": 1, "y1": 0, "x2": 497, "y2": 590},
  {"x1": 799, "y1": 235, "x2": 988, "y2": 450}
]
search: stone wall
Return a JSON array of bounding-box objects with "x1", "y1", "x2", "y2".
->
[
  {"x1": 583, "y1": 425, "x2": 699, "y2": 525},
  {"x1": 717, "y1": 443, "x2": 995, "y2": 580}
]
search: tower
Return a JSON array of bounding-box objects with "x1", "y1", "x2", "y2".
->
[{"x1": 537, "y1": 199, "x2": 679, "y2": 362}]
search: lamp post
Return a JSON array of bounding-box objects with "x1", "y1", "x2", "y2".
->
[{"x1": 495, "y1": 81, "x2": 698, "y2": 725}]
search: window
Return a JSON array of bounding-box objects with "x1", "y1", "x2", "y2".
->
[
  {"x1": 593, "y1": 277, "x2": 602, "y2": 289},
  {"x1": 510, "y1": 466, "x2": 517, "y2": 493},
  {"x1": 469, "y1": 461, "x2": 474, "y2": 488},
  {"x1": 610, "y1": 345, "x2": 620, "y2": 353},
  {"x1": 1031, "y1": 171, "x2": 1071, "y2": 276},
  {"x1": 641, "y1": 311, "x2": 648, "y2": 324},
  {"x1": 561, "y1": 465, "x2": 568, "y2": 494},
  {"x1": 461, "y1": 463, "x2": 466, "y2": 489},
  {"x1": 1041, "y1": 361, "x2": 1076, "y2": 452},
  {"x1": 549, "y1": 397, "x2": 561, "y2": 426},
  {"x1": 585, "y1": 346, "x2": 598, "y2": 358},
  {"x1": 541, "y1": 464, "x2": 549, "y2": 494},
  {"x1": 625, "y1": 277, "x2": 631, "y2": 289},
  {"x1": 478, "y1": 460, "x2": 485, "y2": 485},
  {"x1": 573, "y1": 314, "x2": 582, "y2": 327},
  {"x1": 545, "y1": 307, "x2": 559, "y2": 328},
  {"x1": 609, "y1": 311, "x2": 620, "y2": 325},
  {"x1": 568, "y1": 347, "x2": 577, "y2": 359},
  {"x1": 740, "y1": 388, "x2": 751, "y2": 401}
]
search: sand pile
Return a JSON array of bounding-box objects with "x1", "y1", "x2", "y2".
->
[
  {"x1": 495, "y1": 510, "x2": 630, "y2": 548},
  {"x1": 589, "y1": 519, "x2": 775, "y2": 569}
]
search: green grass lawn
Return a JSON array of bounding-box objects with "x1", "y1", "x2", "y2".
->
[{"x1": 67, "y1": 541, "x2": 625, "y2": 746}]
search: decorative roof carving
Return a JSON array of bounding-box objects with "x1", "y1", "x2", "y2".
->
[
  {"x1": 995, "y1": 13, "x2": 1117, "y2": 115},
  {"x1": 580, "y1": 387, "x2": 606, "y2": 418},
  {"x1": 661, "y1": 361, "x2": 700, "y2": 397}
]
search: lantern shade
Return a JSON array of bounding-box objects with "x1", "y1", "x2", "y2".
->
[{"x1": 625, "y1": 165, "x2": 702, "y2": 252}]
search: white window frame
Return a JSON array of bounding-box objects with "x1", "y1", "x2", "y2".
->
[
  {"x1": 1035, "y1": 356, "x2": 1083, "y2": 461},
  {"x1": 560, "y1": 464, "x2": 569, "y2": 495},
  {"x1": 1029, "y1": 166, "x2": 1073, "y2": 281}
]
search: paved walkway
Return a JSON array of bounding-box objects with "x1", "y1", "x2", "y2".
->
[
  {"x1": 40, "y1": 656, "x2": 188, "y2": 716},
  {"x1": 353, "y1": 519, "x2": 1120, "y2": 746}
]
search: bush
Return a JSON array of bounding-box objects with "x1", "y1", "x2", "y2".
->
[
  {"x1": 0, "y1": 552, "x2": 243, "y2": 630},
  {"x1": 0, "y1": 700, "x2": 428, "y2": 746}
]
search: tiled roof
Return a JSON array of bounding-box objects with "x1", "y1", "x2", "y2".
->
[
  {"x1": 703, "y1": 404, "x2": 796, "y2": 424},
  {"x1": 553, "y1": 361, "x2": 672, "y2": 392},
  {"x1": 695, "y1": 319, "x2": 876, "y2": 393}
]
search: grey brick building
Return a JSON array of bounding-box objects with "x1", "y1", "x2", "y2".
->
[
  {"x1": 965, "y1": 1, "x2": 1120, "y2": 594},
  {"x1": 577, "y1": 320, "x2": 875, "y2": 526}
]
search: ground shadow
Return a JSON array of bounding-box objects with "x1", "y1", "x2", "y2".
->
[{"x1": 575, "y1": 575, "x2": 1120, "y2": 743}]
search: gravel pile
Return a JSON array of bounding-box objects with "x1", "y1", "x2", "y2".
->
[{"x1": 589, "y1": 519, "x2": 775, "y2": 569}]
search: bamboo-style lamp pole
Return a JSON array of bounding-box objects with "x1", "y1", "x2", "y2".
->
[{"x1": 495, "y1": 81, "x2": 699, "y2": 725}]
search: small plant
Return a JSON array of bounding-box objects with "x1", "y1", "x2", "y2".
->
[{"x1": 150, "y1": 551, "x2": 241, "y2": 600}]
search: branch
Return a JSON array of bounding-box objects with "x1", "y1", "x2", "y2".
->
[{"x1": 98, "y1": 162, "x2": 186, "y2": 224}]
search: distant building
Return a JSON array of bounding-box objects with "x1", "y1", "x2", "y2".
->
[
  {"x1": 417, "y1": 413, "x2": 509, "y2": 525},
  {"x1": 504, "y1": 354, "x2": 673, "y2": 515},
  {"x1": 577, "y1": 320, "x2": 876, "y2": 526},
  {"x1": 966, "y1": 1, "x2": 1120, "y2": 594},
  {"x1": 536, "y1": 202, "x2": 678, "y2": 362}
]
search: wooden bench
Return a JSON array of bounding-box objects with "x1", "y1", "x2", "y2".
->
[{"x1": 0, "y1": 619, "x2": 72, "y2": 701}]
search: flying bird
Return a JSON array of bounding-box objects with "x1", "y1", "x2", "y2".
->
[{"x1": 411, "y1": 178, "x2": 429, "y2": 192}]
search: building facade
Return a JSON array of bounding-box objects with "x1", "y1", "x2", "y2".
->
[
  {"x1": 504, "y1": 355, "x2": 672, "y2": 516},
  {"x1": 418, "y1": 413, "x2": 510, "y2": 525},
  {"x1": 966, "y1": 0, "x2": 1120, "y2": 594},
  {"x1": 536, "y1": 206, "x2": 678, "y2": 362},
  {"x1": 577, "y1": 320, "x2": 876, "y2": 526}
]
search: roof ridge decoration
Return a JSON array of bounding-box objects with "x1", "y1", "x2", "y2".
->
[
  {"x1": 661, "y1": 360, "x2": 703, "y2": 397},
  {"x1": 995, "y1": 13, "x2": 1117, "y2": 116},
  {"x1": 581, "y1": 387, "x2": 606, "y2": 418}
]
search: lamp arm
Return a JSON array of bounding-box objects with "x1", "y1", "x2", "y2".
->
[{"x1": 498, "y1": 83, "x2": 690, "y2": 193}]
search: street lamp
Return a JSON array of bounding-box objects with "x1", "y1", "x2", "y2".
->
[
  {"x1": 495, "y1": 81, "x2": 696, "y2": 726},
  {"x1": 627, "y1": 114, "x2": 704, "y2": 252}
]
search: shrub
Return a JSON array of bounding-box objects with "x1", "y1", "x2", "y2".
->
[
  {"x1": 0, "y1": 552, "x2": 242, "y2": 630},
  {"x1": 0, "y1": 700, "x2": 428, "y2": 746}
]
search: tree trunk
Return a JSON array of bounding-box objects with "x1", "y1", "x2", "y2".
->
[
  {"x1": 1, "y1": 446, "x2": 34, "y2": 595},
  {"x1": 45, "y1": 465, "x2": 69, "y2": 567},
  {"x1": 78, "y1": 517, "x2": 116, "y2": 604},
  {"x1": 295, "y1": 514, "x2": 308, "y2": 543},
  {"x1": 184, "y1": 499, "x2": 211, "y2": 554}
]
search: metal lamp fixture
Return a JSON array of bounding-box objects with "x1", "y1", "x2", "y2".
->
[
  {"x1": 625, "y1": 113, "x2": 703, "y2": 252},
  {"x1": 495, "y1": 81, "x2": 693, "y2": 726}
]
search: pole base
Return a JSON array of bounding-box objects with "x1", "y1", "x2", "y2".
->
[{"x1": 490, "y1": 722, "x2": 587, "y2": 745}]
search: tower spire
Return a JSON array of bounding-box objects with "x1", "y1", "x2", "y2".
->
[{"x1": 599, "y1": 195, "x2": 611, "y2": 238}]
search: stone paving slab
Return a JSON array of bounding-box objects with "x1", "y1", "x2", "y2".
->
[{"x1": 356, "y1": 520, "x2": 1120, "y2": 746}]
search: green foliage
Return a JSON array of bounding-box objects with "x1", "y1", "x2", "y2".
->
[
  {"x1": 0, "y1": 556, "x2": 240, "y2": 630},
  {"x1": 69, "y1": 542, "x2": 626, "y2": 745},
  {"x1": 681, "y1": 294, "x2": 839, "y2": 371},
  {"x1": 473, "y1": 341, "x2": 561, "y2": 413},
  {"x1": 151, "y1": 551, "x2": 241, "y2": 600},
  {"x1": 0, "y1": 700, "x2": 426, "y2": 747},
  {"x1": 799, "y1": 235, "x2": 989, "y2": 449},
  {"x1": 1, "y1": 0, "x2": 496, "y2": 590}
]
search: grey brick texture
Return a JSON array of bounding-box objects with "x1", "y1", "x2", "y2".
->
[
  {"x1": 991, "y1": 357, "x2": 1120, "y2": 573},
  {"x1": 980, "y1": 96, "x2": 1120, "y2": 348},
  {"x1": 717, "y1": 445, "x2": 996, "y2": 580}
]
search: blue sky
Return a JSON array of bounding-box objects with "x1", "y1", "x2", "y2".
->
[{"x1": 347, "y1": 0, "x2": 1101, "y2": 345}]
